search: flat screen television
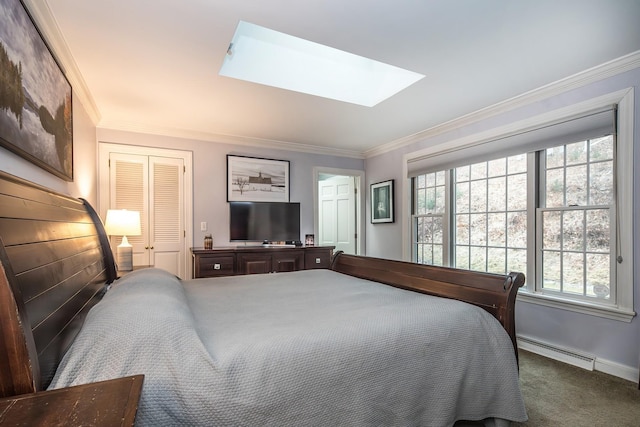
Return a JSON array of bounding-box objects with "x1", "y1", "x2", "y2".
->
[{"x1": 229, "y1": 201, "x2": 300, "y2": 243}]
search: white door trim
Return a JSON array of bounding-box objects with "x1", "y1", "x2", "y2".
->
[
  {"x1": 98, "y1": 142, "x2": 194, "y2": 279},
  {"x1": 312, "y1": 167, "x2": 365, "y2": 256}
]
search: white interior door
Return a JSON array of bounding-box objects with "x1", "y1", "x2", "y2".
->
[
  {"x1": 318, "y1": 176, "x2": 356, "y2": 254},
  {"x1": 149, "y1": 156, "x2": 184, "y2": 276}
]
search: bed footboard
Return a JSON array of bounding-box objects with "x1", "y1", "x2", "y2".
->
[{"x1": 331, "y1": 252, "x2": 525, "y2": 355}]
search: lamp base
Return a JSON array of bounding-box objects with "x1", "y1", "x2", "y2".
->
[{"x1": 116, "y1": 242, "x2": 133, "y2": 271}]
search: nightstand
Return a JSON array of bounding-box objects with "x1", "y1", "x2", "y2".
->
[{"x1": 0, "y1": 375, "x2": 143, "y2": 426}]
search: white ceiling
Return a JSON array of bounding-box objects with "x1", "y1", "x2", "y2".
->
[{"x1": 30, "y1": 0, "x2": 640, "y2": 157}]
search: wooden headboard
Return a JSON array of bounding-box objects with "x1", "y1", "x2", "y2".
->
[
  {"x1": 331, "y1": 252, "x2": 525, "y2": 356},
  {"x1": 0, "y1": 171, "x2": 116, "y2": 397}
]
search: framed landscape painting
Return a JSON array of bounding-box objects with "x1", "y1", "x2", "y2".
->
[
  {"x1": 227, "y1": 155, "x2": 290, "y2": 202},
  {"x1": 371, "y1": 179, "x2": 394, "y2": 223},
  {"x1": 0, "y1": 0, "x2": 73, "y2": 181}
]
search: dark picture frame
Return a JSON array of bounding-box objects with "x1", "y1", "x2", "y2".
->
[
  {"x1": 0, "y1": 0, "x2": 73, "y2": 181},
  {"x1": 305, "y1": 234, "x2": 315, "y2": 246},
  {"x1": 227, "y1": 155, "x2": 290, "y2": 202},
  {"x1": 371, "y1": 179, "x2": 394, "y2": 223}
]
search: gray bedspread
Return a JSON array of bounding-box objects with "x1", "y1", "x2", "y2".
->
[{"x1": 49, "y1": 268, "x2": 527, "y2": 426}]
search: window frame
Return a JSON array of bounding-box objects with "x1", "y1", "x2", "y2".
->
[
  {"x1": 535, "y1": 136, "x2": 617, "y2": 304},
  {"x1": 451, "y1": 156, "x2": 529, "y2": 276},
  {"x1": 404, "y1": 89, "x2": 635, "y2": 322},
  {"x1": 412, "y1": 170, "x2": 448, "y2": 266}
]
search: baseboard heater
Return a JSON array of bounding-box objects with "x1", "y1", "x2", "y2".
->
[{"x1": 517, "y1": 335, "x2": 596, "y2": 371}]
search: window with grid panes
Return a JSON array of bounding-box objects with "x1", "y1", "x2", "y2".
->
[
  {"x1": 413, "y1": 171, "x2": 445, "y2": 266},
  {"x1": 453, "y1": 155, "x2": 528, "y2": 276},
  {"x1": 538, "y1": 136, "x2": 614, "y2": 300},
  {"x1": 412, "y1": 139, "x2": 616, "y2": 305},
  {"x1": 410, "y1": 94, "x2": 633, "y2": 321}
]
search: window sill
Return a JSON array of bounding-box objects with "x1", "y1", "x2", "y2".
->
[{"x1": 517, "y1": 291, "x2": 636, "y2": 323}]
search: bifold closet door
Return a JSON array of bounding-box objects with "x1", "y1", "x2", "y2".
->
[
  {"x1": 148, "y1": 156, "x2": 184, "y2": 276},
  {"x1": 109, "y1": 153, "x2": 184, "y2": 277}
]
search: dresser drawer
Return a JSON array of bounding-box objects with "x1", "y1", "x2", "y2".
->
[
  {"x1": 191, "y1": 246, "x2": 334, "y2": 278},
  {"x1": 305, "y1": 249, "x2": 332, "y2": 269},
  {"x1": 196, "y1": 255, "x2": 235, "y2": 277}
]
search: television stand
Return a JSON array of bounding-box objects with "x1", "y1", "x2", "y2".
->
[{"x1": 191, "y1": 245, "x2": 335, "y2": 278}]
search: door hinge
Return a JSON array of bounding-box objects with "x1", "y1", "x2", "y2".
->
[
  {"x1": 183, "y1": 165, "x2": 186, "y2": 173},
  {"x1": 184, "y1": 230, "x2": 186, "y2": 237}
]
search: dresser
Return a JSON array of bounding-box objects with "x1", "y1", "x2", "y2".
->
[{"x1": 191, "y1": 246, "x2": 334, "y2": 278}]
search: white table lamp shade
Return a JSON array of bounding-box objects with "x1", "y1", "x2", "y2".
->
[{"x1": 104, "y1": 209, "x2": 141, "y2": 271}]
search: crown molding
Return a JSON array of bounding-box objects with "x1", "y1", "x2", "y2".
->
[
  {"x1": 22, "y1": 0, "x2": 101, "y2": 125},
  {"x1": 23, "y1": 1, "x2": 363, "y2": 159},
  {"x1": 365, "y1": 50, "x2": 640, "y2": 159},
  {"x1": 19, "y1": 1, "x2": 640, "y2": 160},
  {"x1": 25, "y1": 1, "x2": 363, "y2": 159},
  {"x1": 97, "y1": 121, "x2": 366, "y2": 159}
]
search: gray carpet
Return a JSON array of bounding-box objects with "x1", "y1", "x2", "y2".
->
[
  {"x1": 455, "y1": 349, "x2": 640, "y2": 426},
  {"x1": 513, "y1": 349, "x2": 640, "y2": 426}
]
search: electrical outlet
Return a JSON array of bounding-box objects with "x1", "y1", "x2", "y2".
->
[{"x1": 200, "y1": 221, "x2": 207, "y2": 231}]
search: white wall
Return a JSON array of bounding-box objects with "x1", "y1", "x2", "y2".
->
[
  {"x1": 95, "y1": 128, "x2": 364, "y2": 248},
  {"x1": 365, "y1": 149, "x2": 405, "y2": 260},
  {"x1": 365, "y1": 65, "x2": 640, "y2": 374},
  {"x1": 0, "y1": 95, "x2": 98, "y2": 203}
]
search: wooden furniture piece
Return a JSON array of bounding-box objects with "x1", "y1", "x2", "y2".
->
[
  {"x1": 0, "y1": 375, "x2": 143, "y2": 426},
  {"x1": 0, "y1": 171, "x2": 116, "y2": 397},
  {"x1": 191, "y1": 246, "x2": 334, "y2": 278},
  {"x1": 49, "y1": 267, "x2": 527, "y2": 425},
  {"x1": 331, "y1": 252, "x2": 525, "y2": 354},
  {"x1": 0, "y1": 170, "x2": 527, "y2": 422}
]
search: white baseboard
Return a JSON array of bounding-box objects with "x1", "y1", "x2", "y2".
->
[
  {"x1": 517, "y1": 335, "x2": 639, "y2": 383},
  {"x1": 517, "y1": 335, "x2": 595, "y2": 370},
  {"x1": 594, "y1": 358, "x2": 639, "y2": 383}
]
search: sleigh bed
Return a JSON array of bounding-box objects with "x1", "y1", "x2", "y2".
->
[{"x1": 0, "y1": 171, "x2": 527, "y2": 426}]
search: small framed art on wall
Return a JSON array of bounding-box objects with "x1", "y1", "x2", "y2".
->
[{"x1": 371, "y1": 179, "x2": 394, "y2": 223}]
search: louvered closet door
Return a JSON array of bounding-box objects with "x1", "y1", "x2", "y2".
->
[
  {"x1": 149, "y1": 156, "x2": 184, "y2": 276},
  {"x1": 109, "y1": 153, "x2": 150, "y2": 267},
  {"x1": 109, "y1": 153, "x2": 184, "y2": 277}
]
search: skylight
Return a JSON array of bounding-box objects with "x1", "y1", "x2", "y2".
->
[{"x1": 219, "y1": 21, "x2": 425, "y2": 107}]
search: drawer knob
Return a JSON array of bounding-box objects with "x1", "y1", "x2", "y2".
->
[
  {"x1": 315, "y1": 258, "x2": 321, "y2": 264},
  {"x1": 213, "y1": 264, "x2": 221, "y2": 270}
]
